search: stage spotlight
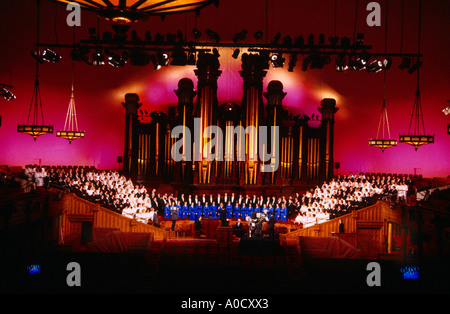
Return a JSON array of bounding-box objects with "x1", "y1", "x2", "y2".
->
[
  {"x1": 271, "y1": 53, "x2": 285, "y2": 68},
  {"x1": 319, "y1": 33, "x2": 325, "y2": 45},
  {"x1": 294, "y1": 36, "x2": 304, "y2": 48},
  {"x1": 366, "y1": 60, "x2": 383, "y2": 73},
  {"x1": 92, "y1": 50, "x2": 105, "y2": 66},
  {"x1": 302, "y1": 55, "x2": 312, "y2": 71},
  {"x1": 170, "y1": 46, "x2": 187, "y2": 66},
  {"x1": 254, "y1": 30, "x2": 263, "y2": 40},
  {"x1": 192, "y1": 28, "x2": 202, "y2": 39},
  {"x1": 131, "y1": 30, "x2": 141, "y2": 42},
  {"x1": 150, "y1": 54, "x2": 160, "y2": 70},
  {"x1": 335, "y1": 55, "x2": 348, "y2": 72},
  {"x1": 349, "y1": 53, "x2": 369, "y2": 70},
  {"x1": 130, "y1": 48, "x2": 150, "y2": 66},
  {"x1": 272, "y1": 32, "x2": 281, "y2": 45},
  {"x1": 398, "y1": 57, "x2": 411, "y2": 70},
  {"x1": 71, "y1": 46, "x2": 92, "y2": 65},
  {"x1": 442, "y1": 105, "x2": 450, "y2": 115},
  {"x1": 153, "y1": 32, "x2": 164, "y2": 44},
  {"x1": 159, "y1": 51, "x2": 170, "y2": 66},
  {"x1": 206, "y1": 29, "x2": 220, "y2": 42},
  {"x1": 287, "y1": 53, "x2": 298, "y2": 72},
  {"x1": 328, "y1": 36, "x2": 339, "y2": 46},
  {"x1": 382, "y1": 57, "x2": 392, "y2": 69},
  {"x1": 232, "y1": 48, "x2": 240, "y2": 59},
  {"x1": 408, "y1": 60, "x2": 422, "y2": 74},
  {"x1": 356, "y1": 33, "x2": 364, "y2": 45},
  {"x1": 145, "y1": 31, "x2": 152, "y2": 42},
  {"x1": 340, "y1": 36, "x2": 351, "y2": 49},
  {"x1": 310, "y1": 54, "x2": 330, "y2": 69},
  {"x1": 303, "y1": 52, "x2": 330, "y2": 70},
  {"x1": 307, "y1": 34, "x2": 314, "y2": 45},
  {"x1": 232, "y1": 29, "x2": 247, "y2": 43},
  {"x1": 105, "y1": 50, "x2": 127, "y2": 67},
  {"x1": 282, "y1": 36, "x2": 293, "y2": 48},
  {"x1": 31, "y1": 50, "x2": 44, "y2": 64},
  {"x1": 0, "y1": 87, "x2": 16, "y2": 101},
  {"x1": 166, "y1": 32, "x2": 177, "y2": 44},
  {"x1": 41, "y1": 49, "x2": 61, "y2": 63}
]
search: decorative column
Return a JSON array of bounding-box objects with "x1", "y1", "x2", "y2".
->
[
  {"x1": 122, "y1": 93, "x2": 142, "y2": 178},
  {"x1": 239, "y1": 53, "x2": 267, "y2": 185},
  {"x1": 318, "y1": 98, "x2": 338, "y2": 180},
  {"x1": 174, "y1": 78, "x2": 196, "y2": 183},
  {"x1": 193, "y1": 52, "x2": 222, "y2": 184}
]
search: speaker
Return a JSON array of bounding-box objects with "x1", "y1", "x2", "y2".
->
[
  {"x1": 117, "y1": 156, "x2": 123, "y2": 163},
  {"x1": 335, "y1": 162, "x2": 340, "y2": 169}
]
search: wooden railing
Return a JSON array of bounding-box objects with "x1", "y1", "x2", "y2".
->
[
  {"x1": 60, "y1": 193, "x2": 168, "y2": 241},
  {"x1": 281, "y1": 201, "x2": 402, "y2": 247}
]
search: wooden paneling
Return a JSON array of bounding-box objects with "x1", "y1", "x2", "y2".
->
[
  {"x1": 61, "y1": 193, "x2": 168, "y2": 244},
  {"x1": 282, "y1": 201, "x2": 405, "y2": 258}
]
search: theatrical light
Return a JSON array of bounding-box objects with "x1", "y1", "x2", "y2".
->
[
  {"x1": 71, "y1": 46, "x2": 92, "y2": 65},
  {"x1": 366, "y1": 60, "x2": 384, "y2": 73},
  {"x1": 356, "y1": 33, "x2": 365, "y2": 45},
  {"x1": 232, "y1": 29, "x2": 247, "y2": 43},
  {"x1": 253, "y1": 30, "x2": 263, "y2": 40},
  {"x1": 443, "y1": 102, "x2": 450, "y2": 115},
  {"x1": 271, "y1": 53, "x2": 285, "y2": 68},
  {"x1": 287, "y1": 53, "x2": 298, "y2": 72},
  {"x1": 192, "y1": 28, "x2": 202, "y2": 39},
  {"x1": 328, "y1": 36, "x2": 339, "y2": 46},
  {"x1": 408, "y1": 60, "x2": 422, "y2": 74},
  {"x1": 105, "y1": 50, "x2": 127, "y2": 67},
  {"x1": 158, "y1": 51, "x2": 169, "y2": 66},
  {"x1": 41, "y1": 48, "x2": 61, "y2": 63},
  {"x1": 294, "y1": 36, "x2": 304, "y2": 48},
  {"x1": 92, "y1": 50, "x2": 105, "y2": 66},
  {"x1": 206, "y1": 29, "x2": 221, "y2": 42},
  {"x1": 130, "y1": 49, "x2": 150, "y2": 66},
  {"x1": 232, "y1": 49, "x2": 240, "y2": 59},
  {"x1": 398, "y1": 57, "x2": 411, "y2": 70},
  {"x1": 170, "y1": 46, "x2": 188, "y2": 66},
  {"x1": 304, "y1": 53, "x2": 330, "y2": 70},
  {"x1": 151, "y1": 51, "x2": 169, "y2": 70},
  {"x1": 349, "y1": 56, "x2": 367, "y2": 71},
  {"x1": 382, "y1": 57, "x2": 392, "y2": 69},
  {"x1": 0, "y1": 87, "x2": 16, "y2": 101},
  {"x1": 335, "y1": 55, "x2": 348, "y2": 72},
  {"x1": 272, "y1": 32, "x2": 281, "y2": 45}
]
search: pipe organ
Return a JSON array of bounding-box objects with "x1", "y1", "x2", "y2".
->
[{"x1": 122, "y1": 52, "x2": 338, "y2": 190}]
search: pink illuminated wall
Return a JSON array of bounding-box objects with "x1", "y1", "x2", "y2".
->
[{"x1": 0, "y1": 0, "x2": 449, "y2": 178}]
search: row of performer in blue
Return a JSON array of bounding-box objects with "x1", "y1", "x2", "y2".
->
[{"x1": 164, "y1": 202, "x2": 288, "y2": 222}]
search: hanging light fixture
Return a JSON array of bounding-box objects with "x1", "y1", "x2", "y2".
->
[
  {"x1": 368, "y1": 98, "x2": 398, "y2": 152},
  {"x1": 50, "y1": 0, "x2": 218, "y2": 24},
  {"x1": 57, "y1": 29, "x2": 85, "y2": 144},
  {"x1": 399, "y1": 0, "x2": 434, "y2": 151},
  {"x1": 17, "y1": 0, "x2": 53, "y2": 141},
  {"x1": 368, "y1": 0, "x2": 397, "y2": 152}
]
